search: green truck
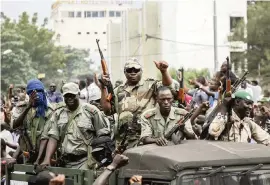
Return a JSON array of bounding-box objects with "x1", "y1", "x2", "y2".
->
[{"x1": 4, "y1": 140, "x2": 270, "y2": 185}]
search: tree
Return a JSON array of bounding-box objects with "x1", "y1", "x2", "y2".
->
[
  {"x1": 229, "y1": 2, "x2": 270, "y2": 86},
  {"x1": 1, "y1": 18, "x2": 37, "y2": 91},
  {"x1": 1, "y1": 12, "x2": 96, "y2": 90},
  {"x1": 157, "y1": 67, "x2": 210, "y2": 88},
  {"x1": 63, "y1": 46, "x2": 91, "y2": 79}
]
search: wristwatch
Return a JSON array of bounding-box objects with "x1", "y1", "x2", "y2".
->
[{"x1": 106, "y1": 165, "x2": 116, "y2": 171}]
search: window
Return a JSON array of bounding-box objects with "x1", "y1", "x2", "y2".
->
[
  {"x1": 230, "y1": 17, "x2": 244, "y2": 32},
  {"x1": 109, "y1": 11, "x2": 115, "y2": 17},
  {"x1": 68, "y1": 11, "x2": 74, "y2": 18},
  {"x1": 92, "y1": 11, "x2": 98, "y2": 17},
  {"x1": 230, "y1": 51, "x2": 245, "y2": 73},
  {"x1": 85, "y1": 11, "x2": 91, "y2": 17},
  {"x1": 78, "y1": 32, "x2": 81, "y2": 35},
  {"x1": 116, "y1": 11, "x2": 121, "y2": 17},
  {"x1": 86, "y1": 32, "x2": 90, "y2": 34},
  {"x1": 103, "y1": 32, "x2": 106, "y2": 34},
  {"x1": 99, "y1": 11, "x2": 105, "y2": 17},
  {"x1": 94, "y1": 32, "x2": 98, "y2": 34},
  {"x1": 76, "y1": 11, "x2": 82, "y2": 17}
]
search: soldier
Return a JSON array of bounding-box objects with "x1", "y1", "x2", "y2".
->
[
  {"x1": 208, "y1": 90, "x2": 270, "y2": 145},
  {"x1": 140, "y1": 86, "x2": 196, "y2": 146},
  {"x1": 100, "y1": 58, "x2": 177, "y2": 148},
  {"x1": 12, "y1": 79, "x2": 54, "y2": 164},
  {"x1": 40, "y1": 82, "x2": 111, "y2": 169}
]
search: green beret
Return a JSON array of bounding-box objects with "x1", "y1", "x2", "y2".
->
[{"x1": 232, "y1": 90, "x2": 253, "y2": 102}]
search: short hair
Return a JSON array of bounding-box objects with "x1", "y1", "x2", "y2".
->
[
  {"x1": 251, "y1": 80, "x2": 258, "y2": 85},
  {"x1": 156, "y1": 86, "x2": 172, "y2": 97},
  {"x1": 86, "y1": 75, "x2": 94, "y2": 83},
  {"x1": 79, "y1": 80, "x2": 86, "y2": 89},
  {"x1": 196, "y1": 76, "x2": 206, "y2": 85},
  {"x1": 35, "y1": 170, "x2": 55, "y2": 185}
]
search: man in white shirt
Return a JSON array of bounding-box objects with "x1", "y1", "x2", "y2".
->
[{"x1": 247, "y1": 80, "x2": 262, "y2": 103}]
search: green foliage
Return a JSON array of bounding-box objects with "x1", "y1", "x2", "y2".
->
[
  {"x1": 157, "y1": 67, "x2": 210, "y2": 88},
  {"x1": 229, "y1": 2, "x2": 270, "y2": 86},
  {"x1": 1, "y1": 12, "x2": 93, "y2": 91}
]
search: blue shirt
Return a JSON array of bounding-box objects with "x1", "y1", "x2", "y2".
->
[
  {"x1": 46, "y1": 91, "x2": 63, "y2": 103},
  {"x1": 209, "y1": 92, "x2": 219, "y2": 107}
]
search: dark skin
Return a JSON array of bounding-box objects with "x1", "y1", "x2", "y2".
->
[
  {"x1": 220, "y1": 98, "x2": 253, "y2": 120},
  {"x1": 13, "y1": 90, "x2": 38, "y2": 128},
  {"x1": 143, "y1": 89, "x2": 173, "y2": 146},
  {"x1": 41, "y1": 93, "x2": 80, "y2": 166},
  {"x1": 93, "y1": 154, "x2": 129, "y2": 185},
  {"x1": 100, "y1": 61, "x2": 173, "y2": 115},
  {"x1": 220, "y1": 61, "x2": 228, "y2": 73},
  {"x1": 49, "y1": 83, "x2": 56, "y2": 92}
]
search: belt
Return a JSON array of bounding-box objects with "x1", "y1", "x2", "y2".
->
[{"x1": 63, "y1": 153, "x2": 87, "y2": 162}]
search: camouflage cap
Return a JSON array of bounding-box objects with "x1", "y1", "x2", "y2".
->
[
  {"x1": 124, "y1": 58, "x2": 141, "y2": 69},
  {"x1": 62, "y1": 82, "x2": 79, "y2": 96},
  {"x1": 119, "y1": 111, "x2": 134, "y2": 127},
  {"x1": 232, "y1": 90, "x2": 253, "y2": 102}
]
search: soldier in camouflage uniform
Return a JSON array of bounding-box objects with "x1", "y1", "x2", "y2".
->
[
  {"x1": 140, "y1": 86, "x2": 196, "y2": 145},
  {"x1": 208, "y1": 90, "x2": 270, "y2": 145},
  {"x1": 12, "y1": 79, "x2": 54, "y2": 164},
  {"x1": 40, "y1": 82, "x2": 110, "y2": 169},
  {"x1": 100, "y1": 58, "x2": 178, "y2": 148}
]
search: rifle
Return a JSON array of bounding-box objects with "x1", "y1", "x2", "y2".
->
[
  {"x1": 199, "y1": 71, "x2": 249, "y2": 139},
  {"x1": 225, "y1": 56, "x2": 233, "y2": 141},
  {"x1": 177, "y1": 68, "x2": 186, "y2": 108},
  {"x1": 164, "y1": 108, "x2": 196, "y2": 141},
  {"x1": 20, "y1": 128, "x2": 37, "y2": 164},
  {"x1": 96, "y1": 39, "x2": 116, "y2": 114}
]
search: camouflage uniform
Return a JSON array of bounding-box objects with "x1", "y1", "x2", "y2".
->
[
  {"x1": 12, "y1": 103, "x2": 54, "y2": 157},
  {"x1": 208, "y1": 90, "x2": 270, "y2": 145},
  {"x1": 114, "y1": 67, "x2": 178, "y2": 148},
  {"x1": 140, "y1": 107, "x2": 196, "y2": 140},
  {"x1": 209, "y1": 111, "x2": 270, "y2": 145},
  {"x1": 42, "y1": 103, "x2": 110, "y2": 169}
]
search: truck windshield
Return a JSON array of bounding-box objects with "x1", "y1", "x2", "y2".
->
[{"x1": 180, "y1": 170, "x2": 270, "y2": 185}]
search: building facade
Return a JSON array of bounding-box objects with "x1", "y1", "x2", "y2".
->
[
  {"x1": 50, "y1": 0, "x2": 133, "y2": 71},
  {"x1": 108, "y1": 0, "x2": 247, "y2": 82}
]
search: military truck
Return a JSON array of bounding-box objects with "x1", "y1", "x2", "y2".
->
[{"x1": 4, "y1": 140, "x2": 270, "y2": 185}]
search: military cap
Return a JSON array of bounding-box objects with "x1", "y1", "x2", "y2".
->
[
  {"x1": 62, "y1": 82, "x2": 79, "y2": 96},
  {"x1": 232, "y1": 90, "x2": 253, "y2": 102},
  {"x1": 124, "y1": 58, "x2": 141, "y2": 69}
]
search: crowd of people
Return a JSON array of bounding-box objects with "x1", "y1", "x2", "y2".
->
[{"x1": 1, "y1": 58, "x2": 270, "y2": 185}]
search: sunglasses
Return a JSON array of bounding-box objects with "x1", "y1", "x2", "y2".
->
[{"x1": 125, "y1": 68, "x2": 141, "y2": 73}]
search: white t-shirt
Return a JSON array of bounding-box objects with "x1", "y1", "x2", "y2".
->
[
  {"x1": 80, "y1": 83, "x2": 101, "y2": 103},
  {"x1": 247, "y1": 84, "x2": 262, "y2": 103},
  {"x1": 0, "y1": 129, "x2": 15, "y2": 156}
]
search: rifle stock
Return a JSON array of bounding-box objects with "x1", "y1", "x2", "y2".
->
[
  {"x1": 177, "y1": 68, "x2": 185, "y2": 107},
  {"x1": 225, "y1": 57, "x2": 231, "y2": 96},
  {"x1": 96, "y1": 39, "x2": 116, "y2": 111}
]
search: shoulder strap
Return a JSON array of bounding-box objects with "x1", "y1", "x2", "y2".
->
[{"x1": 60, "y1": 106, "x2": 81, "y2": 144}]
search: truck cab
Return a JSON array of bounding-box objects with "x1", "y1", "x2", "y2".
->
[
  {"x1": 118, "y1": 140, "x2": 270, "y2": 185},
  {"x1": 4, "y1": 140, "x2": 270, "y2": 185}
]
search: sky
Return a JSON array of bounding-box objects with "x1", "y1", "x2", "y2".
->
[{"x1": 1, "y1": 0, "x2": 53, "y2": 26}]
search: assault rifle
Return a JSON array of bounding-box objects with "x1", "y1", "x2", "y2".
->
[{"x1": 96, "y1": 39, "x2": 116, "y2": 114}]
